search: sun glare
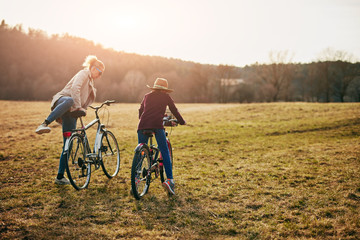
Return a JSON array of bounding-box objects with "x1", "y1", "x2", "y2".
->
[
  {"x1": 111, "y1": 14, "x2": 138, "y2": 30},
  {"x1": 0, "y1": 0, "x2": 359, "y2": 66}
]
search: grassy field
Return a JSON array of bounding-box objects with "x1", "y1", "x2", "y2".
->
[{"x1": 0, "y1": 101, "x2": 360, "y2": 239}]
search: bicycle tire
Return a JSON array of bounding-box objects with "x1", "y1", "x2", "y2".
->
[
  {"x1": 131, "y1": 145, "x2": 151, "y2": 200},
  {"x1": 160, "y1": 140, "x2": 173, "y2": 183},
  {"x1": 65, "y1": 133, "x2": 91, "y2": 190},
  {"x1": 100, "y1": 130, "x2": 120, "y2": 178}
]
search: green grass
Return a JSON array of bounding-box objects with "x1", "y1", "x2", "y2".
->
[{"x1": 0, "y1": 101, "x2": 360, "y2": 239}]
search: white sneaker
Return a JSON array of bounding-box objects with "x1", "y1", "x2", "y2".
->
[
  {"x1": 36, "y1": 123, "x2": 51, "y2": 134},
  {"x1": 54, "y1": 177, "x2": 70, "y2": 185}
]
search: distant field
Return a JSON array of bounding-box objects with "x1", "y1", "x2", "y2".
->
[{"x1": 0, "y1": 101, "x2": 359, "y2": 239}]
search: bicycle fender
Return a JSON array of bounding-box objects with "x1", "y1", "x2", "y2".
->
[
  {"x1": 63, "y1": 134, "x2": 73, "y2": 152},
  {"x1": 63, "y1": 133, "x2": 81, "y2": 152},
  {"x1": 134, "y1": 143, "x2": 150, "y2": 153}
]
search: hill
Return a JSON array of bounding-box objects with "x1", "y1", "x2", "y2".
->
[{"x1": 0, "y1": 20, "x2": 360, "y2": 103}]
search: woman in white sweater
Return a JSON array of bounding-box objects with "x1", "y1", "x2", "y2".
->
[{"x1": 35, "y1": 55, "x2": 105, "y2": 185}]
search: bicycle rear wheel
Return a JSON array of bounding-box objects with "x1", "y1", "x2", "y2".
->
[
  {"x1": 160, "y1": 140, "x2": 173, "y2": 183},
  {"x1": 131, "y1": 145, "x2": 151, "y2": 200},
  {"x1": 100, "y1": 130, "x2": 120, "y2": 178},
  {"x1": 65, "y1": 134, "x2": 91, "y2": 190}
]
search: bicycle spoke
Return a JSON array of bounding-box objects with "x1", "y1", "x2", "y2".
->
[
  {"x1": 105, "y1": 135, "x2": 114, "y2": 154},
  {"x1": 131, "y1": 146, "x2": 151, "y2": 199},
  {"x1": 100, "y1": 131, "x2": 120, "y2": 178},
  {"x1": 65, "y1": 134, "x2": 91, "y2": 190}
]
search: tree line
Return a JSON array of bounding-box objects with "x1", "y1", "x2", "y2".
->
[{"x1": 1, "y1": 20, "x2": 359, "y2": 103}]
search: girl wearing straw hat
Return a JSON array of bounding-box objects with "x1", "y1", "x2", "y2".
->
[{"x1": 137, "y1": 78, "x2": 186, "y2": 195}]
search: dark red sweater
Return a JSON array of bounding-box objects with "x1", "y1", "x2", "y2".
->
[{"x1": 138, "y1": 91, "x2": 185, "y2": 130}]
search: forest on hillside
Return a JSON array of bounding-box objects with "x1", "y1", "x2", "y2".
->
[{"x1": 1, "y1": 20, "x2": 359, "y2": 103}]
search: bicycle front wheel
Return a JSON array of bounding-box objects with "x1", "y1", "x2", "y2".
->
[
  {"x1": 65, "y1": 134, "x2": 91, "y2": 190},
  {"x1": 131, "y1": 146, "x2": 151, "y2": 200},
  {"x1": 100, "y1": 130, "x2": 120, "y2": 178}
]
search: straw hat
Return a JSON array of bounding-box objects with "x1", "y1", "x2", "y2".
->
[{"x1": 147, "y1": 78, "x2": 173, "y2": 92}]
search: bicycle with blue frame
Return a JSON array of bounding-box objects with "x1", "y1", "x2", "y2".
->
[
  {"x1": 64, "y1": 100, "x2": 120, "y2": 190},
  {"x1": 131, "y1": 115, "x2": 178, "y2": 200}
]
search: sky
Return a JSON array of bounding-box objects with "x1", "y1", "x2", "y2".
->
[{"x1": 0, "y1": 0, "x2": 359, "y2": 67}]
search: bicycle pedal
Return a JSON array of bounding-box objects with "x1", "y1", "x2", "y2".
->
[{"x1": 100, "y1": 146, "x2": 108, "y2": 152}]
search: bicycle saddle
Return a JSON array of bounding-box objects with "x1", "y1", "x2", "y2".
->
[
  {"x1": 142, "y1": 130, "x2": 154, "y2": 137},
  {"x1": 70, "y1": 110, "x2": 86, "y2": 118}
]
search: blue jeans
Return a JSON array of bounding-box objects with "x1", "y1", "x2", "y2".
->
[
  {"x1": 46, "y1": 96, "x2": 77, "y2": 175},
  {"x1": 138, "y1": 129, "x2": 173, "y2": 180},
  {"x1": 46, "y1": 96, "x2": 74, "y2": 123}
]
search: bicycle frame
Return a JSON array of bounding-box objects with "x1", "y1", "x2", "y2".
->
[
  {"x1": 131, "y1": 117, "x2": 177, "y2": 199},
  {"x1": 63, "y1": 116, "x2": 106, "y2": 156},
  {"x1": 81, "y1": 117, "x2": 106, "y2": 156},
  {"x1": 64, "y1": 100, "x2": 120, "y2": 190},
  {"x1": 134, "y1": 121, "x2": 175, "y2": 174},
  {"x1": 63, "y1": 100, "x2": 115, "y2": 158},
  {"x1": 134, "y1": 136, "x2": 156, "y2": 159},
  {"x1": 134, "y1": 116, "x2": 177, "y2": 163}
]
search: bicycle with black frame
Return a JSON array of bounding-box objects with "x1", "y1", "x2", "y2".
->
[{"x1": 131, "y1": 114, "x2": 178, "y2": 200}]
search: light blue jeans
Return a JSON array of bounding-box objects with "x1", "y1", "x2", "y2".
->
[
  {"x1": 137, "y1": 129, "x2": 173, "y2": 179},
  {"x1": 46, "y1": 96, "x2": 77, "y2": 175}
]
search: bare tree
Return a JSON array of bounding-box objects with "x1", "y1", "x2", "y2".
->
[
  {"x1": 317, "y1": 47, "x2": 357, "y2": 63},
  {"x1": 315, "y1": 48, "x2": 358, "y2": 102},
  {"x1": 186, "y1": 64, "x2": 211, "y2": 103},
  {"x1": 122, "y1": 70, "x2": 146, "y2": 102},
  {"x1": 217, "y1": 65, "x2": 237, "y2": 103},
  {"x1": 254, "y1": 50, "x2": 295, "y2": 101}
]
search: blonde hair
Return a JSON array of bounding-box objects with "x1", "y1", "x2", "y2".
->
[{"x1": 82, "y1": 55, "x2": 105, "y2": 70}]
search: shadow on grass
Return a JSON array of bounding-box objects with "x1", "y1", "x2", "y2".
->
[
  {"x1": 267, "y1": 118, "x2": 360, "y2": 136},
  {"x1": 41, "y1": 180, "x2": 218, "y2": 239},
  {"x1": 130, "y1": 193, "x2": 217, "y2": 239},
  {"x1": 28, "y1": 177, "x2": 129, "y2": 239}
]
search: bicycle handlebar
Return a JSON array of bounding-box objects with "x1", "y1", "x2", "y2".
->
[
  {"x1": 163, "y1": 116, "x2": 178, "y2": 126},
  {"x1": 105, "y1": 100, "x2": 115, "y2": 105},
  {"x1": 89, "y1": 100, "x2": 115, "y2": 110}
]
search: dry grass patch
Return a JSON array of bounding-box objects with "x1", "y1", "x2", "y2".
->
[{"x1": 0, "y1": 101, "x2": 360, "y2": 239}]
